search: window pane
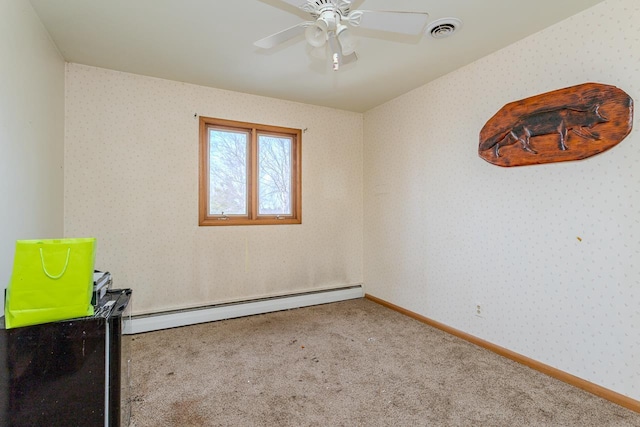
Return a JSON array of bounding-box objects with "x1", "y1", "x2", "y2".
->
[
  {"x1": 258, "y1": 135, "x2": 292, "y2": 215},
  {"x1": 208, "y1": 129, "x2": 248, "y2": 215}
]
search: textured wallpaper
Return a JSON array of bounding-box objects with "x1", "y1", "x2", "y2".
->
[
  {"x1": 64, "y1": 64, "x2": 363, "y2": 315},
  {"x1": 364, "y1": 0, "x2": 639, "y2": 400}
]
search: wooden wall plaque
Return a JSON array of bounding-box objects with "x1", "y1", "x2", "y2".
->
[{"x1": 479, "y1": 83, "x2": 633, "y2": 167}]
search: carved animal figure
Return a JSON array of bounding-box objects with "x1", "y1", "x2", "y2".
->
[{"x1": 480, "y1": 104, "x2": 608, "y2": 157}]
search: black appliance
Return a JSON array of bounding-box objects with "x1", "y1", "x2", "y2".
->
[{"x1": 0, "y1": 289, "x2": 132, "y2": 427}]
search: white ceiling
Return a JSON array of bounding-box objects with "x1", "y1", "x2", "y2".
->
[{"x1": 29, "y1": 0, "x2": 605, "y2": 112}]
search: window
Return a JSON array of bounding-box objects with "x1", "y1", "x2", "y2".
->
[{"x1": 199, "y1": 117, "x2": 302, "y2": 226}]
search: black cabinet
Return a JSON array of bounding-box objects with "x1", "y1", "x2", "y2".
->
[{"x1": 0, "y1": 289, "x2": 132, "y2": 427}]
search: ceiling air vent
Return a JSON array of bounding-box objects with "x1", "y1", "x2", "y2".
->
[{"x1": 426, "y1": 18, "x2": 462, "y2": 39}]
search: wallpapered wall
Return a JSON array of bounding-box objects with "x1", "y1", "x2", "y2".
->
[
  {"x1": 363, "y1": 0, "x2": 639, "y2": 400},
  {"x1": 64, "y1": 64, "x2": 363, "y2": 315},
  {"x1": 0, "y1": 1, "x2": 65, "y2": 306}
]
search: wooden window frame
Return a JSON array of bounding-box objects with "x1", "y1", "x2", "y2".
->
[{"x1": 199, "y1": 116, "x2": 302, "y2": 226}]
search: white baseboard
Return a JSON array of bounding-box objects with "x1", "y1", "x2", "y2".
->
[{"x1": 124, "y1": 285, "x2": 363, "y2": 334}]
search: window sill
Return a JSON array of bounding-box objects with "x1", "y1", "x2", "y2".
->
[{"x1": 199, "y1": 218, "x2": 302, "y2": 226}]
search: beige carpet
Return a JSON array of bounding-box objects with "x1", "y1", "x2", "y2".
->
[{"x1": 129, "y1": 298, "x2": 640, "y2": 426}]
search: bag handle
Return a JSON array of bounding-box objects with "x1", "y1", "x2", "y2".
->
[{"x1": 39, "y1": 247, "x2": 71, "y2": 280}]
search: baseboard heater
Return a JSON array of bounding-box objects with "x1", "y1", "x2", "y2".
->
[{"x1": 125, "y1": 285, "x2": 364, "y2": 334}]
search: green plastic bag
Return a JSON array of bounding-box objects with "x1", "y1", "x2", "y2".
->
[{"x1": 4, "y1": 238, "x2": 96, "y2": 329}]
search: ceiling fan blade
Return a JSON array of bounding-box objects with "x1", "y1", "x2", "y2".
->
[
  {"x1": 348, "y1": 10, "x2": 429, "y2": 35},
  {"x1": 254, "y1": 22, "x2": 312, "y2": 49},
  {"x1": 278, "y1": 0, "x2": 311, "y2": 8},
  {"x1": 342, "y1": 51, "x2": 358, "y2": 65},
  {"x1": 279, "y1": 0, "x2": 354, "y2": 13},
  {"x1": 335, "y1": 0, "x2": 353, "y2": 9}
]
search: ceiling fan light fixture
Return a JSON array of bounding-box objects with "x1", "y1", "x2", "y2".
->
[
  {"x1": 336, "y1": 24, "x2": 355, "y2": 56},
  {"x1": 305, "y1": 20, "x2": 328, "y2": 47}
]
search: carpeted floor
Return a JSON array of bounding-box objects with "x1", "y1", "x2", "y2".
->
[{"x1": 128, "y1": 298, "x2": 640, "y2": 426}]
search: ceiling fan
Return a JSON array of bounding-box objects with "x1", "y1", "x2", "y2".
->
[{"x1": 254, "y1": 0, "x2": 429, "y2": 71}]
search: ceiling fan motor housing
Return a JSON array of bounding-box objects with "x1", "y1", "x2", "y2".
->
[{"x1": 302, "y1": 0, "x2": 351, "y2": 19}]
